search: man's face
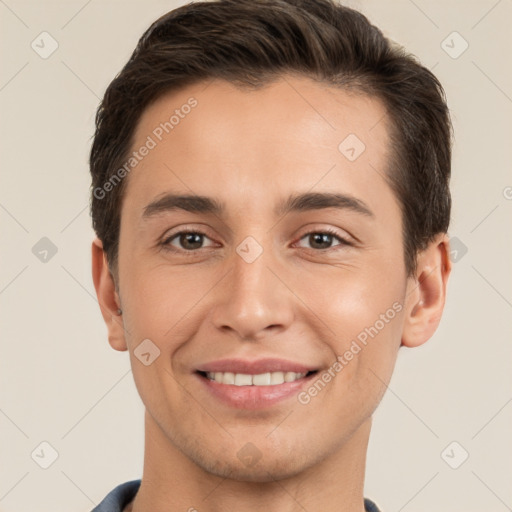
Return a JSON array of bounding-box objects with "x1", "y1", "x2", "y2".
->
[{"x1": 114, "y1": 75, "x2": 413, "y2": 480}]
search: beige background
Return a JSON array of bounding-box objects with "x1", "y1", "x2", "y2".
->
[{"x1": 1, "y1": 0, "x2": 511, "y2": 511}]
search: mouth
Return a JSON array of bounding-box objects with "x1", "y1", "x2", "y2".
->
[
  {"x1": 194, "y1": 368, "x2": 320, "y2": 409},
  {"x1": 196, "y1": 369, "x2": 318, "y2": 386}
]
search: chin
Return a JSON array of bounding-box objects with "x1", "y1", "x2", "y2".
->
[
  {"x1": 195, "y1": 452, "x2": 309, "y2": 483},
  {"x1": 191, "y1": 433, "x2": 324, "y2": 483}
]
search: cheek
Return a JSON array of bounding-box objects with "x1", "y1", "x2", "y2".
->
[
  {"x1": 303, "y1": 260, "x2": 404, "y2": 329},
  {"x1": 119, "y1": 261, "x2": 222, "y2": 354},
  {"x1": 297, "y1": 260, "x2": 406, "y2": 383},
  {"x1": 120, "y1": 263, "x2": 200, "y2": 415},
  {"x1": 297, "y1": 268, "x2": 406, "y2": 423}
]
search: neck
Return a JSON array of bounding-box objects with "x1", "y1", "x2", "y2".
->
[
  {"x1": 131, "y1": 412, "x2": 371, "y2": 512},
  {"x1": 130, "y1": 410, "x2": 371, "y2": 512}
]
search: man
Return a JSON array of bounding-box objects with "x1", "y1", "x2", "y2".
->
[{"x1": 90, "y1": 0, "x2": 452, "y2": 510}]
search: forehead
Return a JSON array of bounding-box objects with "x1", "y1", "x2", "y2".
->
[{"x1": 123, "y1": 74, "x2": 396, "y2": 223}]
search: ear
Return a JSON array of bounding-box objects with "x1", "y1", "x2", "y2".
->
[
  {"x1": 401, "y1": 233, "x2": 452, "y2": 348},
  {"x1": 91, "y1": 238, "x2": 127, "y2": 351}
]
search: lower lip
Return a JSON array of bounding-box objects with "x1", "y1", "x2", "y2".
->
[{"x1": 195, "y1": 372, "x2": 317, "y2": 409}]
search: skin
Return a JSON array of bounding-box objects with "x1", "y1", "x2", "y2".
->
[{"x1": 92, "y1": 74, "x2": 451, "y2": 512}]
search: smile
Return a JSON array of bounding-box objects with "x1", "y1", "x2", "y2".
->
[
  {"x1": 204, "y1": 370, "x2": 311, "y2": 386},
  {"x1": 195, "y1": 370, "x2": 319, "y2": 409}
]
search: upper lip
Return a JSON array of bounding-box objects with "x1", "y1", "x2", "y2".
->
[{"x1": 196, "y1": 358, "x2": 318, "y2": 375}]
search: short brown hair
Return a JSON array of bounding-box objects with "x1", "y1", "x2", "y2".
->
[{"x1": 89, "y1": 0, "x2": 452, "y2": 278}]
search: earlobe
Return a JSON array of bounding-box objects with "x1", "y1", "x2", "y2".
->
[
  {"x1": 91, "y1": 238, "x2": 128, "y2": 352},
  {"x1": 401, "y1": 233, "x2": 452, "y2": 348}
]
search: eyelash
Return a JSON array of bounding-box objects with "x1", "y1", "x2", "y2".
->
[
  {"x1": 160, "y1": 227, "x2": 352, "y2": 256},
  {"x1": 296, "y1": 227, "x2": 353, "y2": 251}
]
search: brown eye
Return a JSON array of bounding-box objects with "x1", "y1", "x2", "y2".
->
[
  {"x1": 296, "y1": 229, "x2": 351, "y2": 251},
  {"x1": 308, "y1": 233, "x2": 335, "y2": 249},
  {"x1": 163, "y1": 231, "x2": 215, "y2": 252},
  {"x1": 177, "y1": 232, "x2": 203, "y2": 250}
]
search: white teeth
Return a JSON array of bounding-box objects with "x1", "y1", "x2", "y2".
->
[
  {"x1": 284, "y1": 371, "x2": 300, "y2": 382},
  {"x1": 234, "y1": 373, "x2": 252, "y2": 386},
  {"x1": 205, "y1": 371, "x2": 308, "y2": 386},
  {"x1": 253, "y1": 372, "x2": 271, "y2": 385},
  {"x1": 221, "y1": 372, "x2": 234, "y2": 385},
  {"x1": 270, "y1": 371, "x2": 284, "y2": 384}
]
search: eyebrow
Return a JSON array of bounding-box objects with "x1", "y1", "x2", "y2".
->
[{"x1": 142, "y1": 191, "x2": 374, "y2": 219}]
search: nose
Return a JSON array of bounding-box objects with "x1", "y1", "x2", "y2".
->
[{"x1": 210, "y1": 243, "x2": 295, "y2": 341}]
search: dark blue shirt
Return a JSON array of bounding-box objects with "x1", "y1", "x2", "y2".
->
[{"x1": 91, "y1": 479, "x2": 382, "y2": 511}]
